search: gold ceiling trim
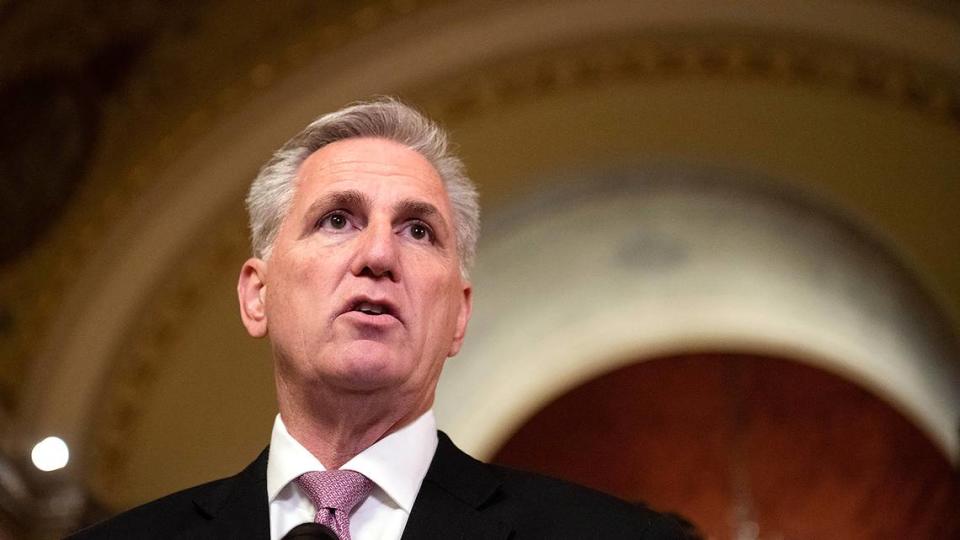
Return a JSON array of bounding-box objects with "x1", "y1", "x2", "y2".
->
[
  {"x1": 87, "y1": 30, "x2": 960, "y2": 498},
  {"x1": 414, "y1": 29, "x2": 960, "y2": 125}
]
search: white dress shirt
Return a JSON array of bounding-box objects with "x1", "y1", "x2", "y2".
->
[{"x1": 266, "y1": 411, "x2": 438, "y2": 540}]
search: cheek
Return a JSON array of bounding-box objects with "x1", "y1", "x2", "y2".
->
[
  {"x1": 421, "y1": 279, "x2": 464, "y2": 336},
  {"x1": 274, "y1": 251, "x2": 333, "y2": 289},
  {"x1": 267, "y1": 259, "x2": 320, "y2": 317}
]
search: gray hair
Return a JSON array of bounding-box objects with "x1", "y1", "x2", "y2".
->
[{"x1": 246, "y1": 97, "x2": 480, "y2": 276}]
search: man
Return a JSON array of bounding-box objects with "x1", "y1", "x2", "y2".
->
[{"x1": 70, "y1": 98, "x2": 683, "y2": 539}]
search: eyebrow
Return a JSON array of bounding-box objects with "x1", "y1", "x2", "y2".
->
[
  {"x1": 394, "y1": 199, "x2": 438, "y2": 220},
  {"x1": 303, "y1": 190, "x2": 370, "y2": 222}
]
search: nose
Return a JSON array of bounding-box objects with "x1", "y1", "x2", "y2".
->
[{"x1": 350, "y1": 220, "x2": 399, "y2": 281}]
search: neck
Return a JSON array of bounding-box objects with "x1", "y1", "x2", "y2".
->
[{"x1": 276, "y1": 378, "x2": 432, "y2": 469}]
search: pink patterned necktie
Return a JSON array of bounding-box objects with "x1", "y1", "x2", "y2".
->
[{"x1": 296, "y1": 470, "x2": 374, "y2": 540}]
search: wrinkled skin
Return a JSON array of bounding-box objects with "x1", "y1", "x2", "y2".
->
[{"x1": 237, "y1": 137, "x2": 471, "y2": 466}]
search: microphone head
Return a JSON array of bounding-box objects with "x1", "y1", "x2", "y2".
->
[{"x1": 281, "y1": 522, "x2": 340, "y2": 539}]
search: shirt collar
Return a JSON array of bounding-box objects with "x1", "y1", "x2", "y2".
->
[{"x1": 266, "y1": 410, "x2": 438, "y2": 513}]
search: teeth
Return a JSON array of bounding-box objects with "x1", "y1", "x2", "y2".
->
[{"x1": 356, "y1": 302, "x2": 386, "y2": 315}]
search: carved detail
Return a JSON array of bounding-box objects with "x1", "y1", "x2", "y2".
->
[{"x1": 411, "y1": 33, "x2": 960, "y2": 126}]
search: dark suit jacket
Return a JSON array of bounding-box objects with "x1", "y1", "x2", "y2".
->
[{"x1": 69, "y1": 432, "x2": 683, "y2": 539}]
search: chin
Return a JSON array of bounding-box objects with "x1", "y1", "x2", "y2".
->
[{"x1": 332, "y1": 342, "x2": 408, "y2": 391}]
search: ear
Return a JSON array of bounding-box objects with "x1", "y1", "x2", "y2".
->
[
  {"x1": 448, "y1": 281, "x2": 472, "y2": 357},
  {"x1": 237, "y1": 258, "x2": 269, "y2": 338}
]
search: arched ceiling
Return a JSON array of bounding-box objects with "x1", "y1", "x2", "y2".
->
[{"x1": 1, "y1": 0, "x2": 958, "y2": 519}]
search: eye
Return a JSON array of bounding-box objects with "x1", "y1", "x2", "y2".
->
[
  {"x1": 410, "y1": 223, "x2": 428, "y2": 240},
  {"x1": 317, "y1": 211, "x2": 351, "y2": 231},
  {"x1": 404, "y1": 221, "x2": 434, "y2": 243}
]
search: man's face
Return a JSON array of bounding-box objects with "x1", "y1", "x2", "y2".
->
[{"x1": 238, "y1": 137, "x2": 471, "y2": 407}]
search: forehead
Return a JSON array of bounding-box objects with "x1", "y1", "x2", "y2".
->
[{"x1": 292, "y1": 137, "x2": 449, "y2": 208}]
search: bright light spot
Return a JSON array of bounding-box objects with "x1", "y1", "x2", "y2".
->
[{"x1": 31, "y1": 436, "x2": 69, "y2": 472}]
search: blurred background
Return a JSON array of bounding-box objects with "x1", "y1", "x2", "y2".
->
[{"x1": 1, "y1": 1, "x2": 959, "y2": 538}]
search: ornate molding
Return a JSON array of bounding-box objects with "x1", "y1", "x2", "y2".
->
[{"x1": 413, "y1": 30, "x2": 960, "y2": 126}]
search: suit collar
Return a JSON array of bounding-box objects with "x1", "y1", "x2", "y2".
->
[
  {"x1": 193, "y1": 447, "x2": 271, "y2": 538},
  {"x1": 423, "y1": 431, "x2": 501, "y2": 508},
  {"x1": 402, "y1": 432, "x2": 510, "y2": 540}
]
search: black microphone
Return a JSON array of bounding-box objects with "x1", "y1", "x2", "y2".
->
[{"x1": 281, "y1": 522, "x2": 340, "y2": 539}]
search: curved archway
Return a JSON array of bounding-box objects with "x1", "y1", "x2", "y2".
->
[
  {"x1": 10, "y1": 0, "x2": 958, "y2": 514},
  {"x1": 435, "y1": 166, "x2": 960, "y2": 463}
]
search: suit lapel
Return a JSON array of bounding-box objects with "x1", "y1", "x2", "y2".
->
[
  {"x1": 401, "y1": 432, "x2": 511, "y2": 540},
  {"x1": 192, "y1": 447, "x2": 271, "y2": 539},
  {"x1": 184, "y1": 438, "x2": 510, "y2": 539}
]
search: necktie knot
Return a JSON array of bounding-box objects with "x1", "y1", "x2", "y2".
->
[{"x1": 296, "y1": 470, "x2": 373, "y2": 539}]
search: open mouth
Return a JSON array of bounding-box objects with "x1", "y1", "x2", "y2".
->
[
  {"x1": 342, "y1": 295, "x2": 401, "y2": 324},
  {"x1": 352, "y1": 300, "x2": 392, "y2": 317}
]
